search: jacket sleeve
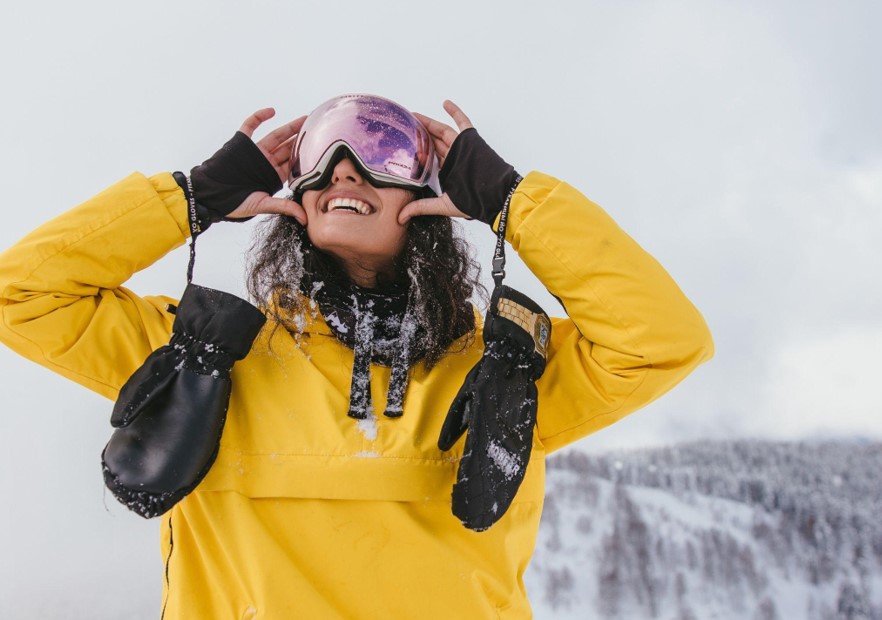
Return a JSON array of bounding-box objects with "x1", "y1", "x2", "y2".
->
[
  {"x1": 505, "y1": 172, "x2": 714, "y2": 453},
  {"x1": 0, "y1": 172, "x2": 191, "y2": 400}
]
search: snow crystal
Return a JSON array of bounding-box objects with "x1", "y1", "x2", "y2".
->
[
  {"x1": 488, "y1": 441, "x2": 521, "y2": 480},
  {"x1": 356, "y1": 414, "x2": 378, "y2": 441},
  {"x1": 354, "y1": 451, "x2": 380, "y2": 459},
  {"x1": 325, "y1": 311, "x2": 349, "y2": 334},
  {"x1": 291, "y1": 312, "x2": 307, "y2": 331}
]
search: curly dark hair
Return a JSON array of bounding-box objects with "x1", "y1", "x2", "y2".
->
[{"x1": 246, "y1": 214, "x2": 485, "y2": 368}]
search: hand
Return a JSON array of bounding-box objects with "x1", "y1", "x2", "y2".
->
[
  {"x1": 437, "y1": 285, "x2": 551, "y2": 531},
  {"x1": 400, "y1": 100, "x2": 521, "y2": 226},
  {"x1": 104, "y1": 284, "x2": 267, "y2": 518},
  {"x1": 398, "y1": 100, "x2": 474, "y2": 224},
  {"x1": 224, "y1": 109, "x2": 308, "y2": 224}
]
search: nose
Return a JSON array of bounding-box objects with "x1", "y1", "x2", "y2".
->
[{"x1": 331, "y1": 154, "x2": 364, "y2": 185}]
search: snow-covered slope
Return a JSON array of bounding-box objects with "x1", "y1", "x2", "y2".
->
[{"x1": 526, "y1": 440, "x2": 882, "y2": 619}]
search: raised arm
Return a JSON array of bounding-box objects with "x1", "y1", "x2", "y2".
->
[
  {"x1": 402, "y1": 100, "x2": 713, "y2": 453},
  {"x1": 0, "y1": 110, "x2": 306, "y2": 400},
  {"x1": 505, "y1": 172, "x2": 713, "y2": 452},
  {"x1": 0, "y1": 172, "x2": 190, "y2": 398}
]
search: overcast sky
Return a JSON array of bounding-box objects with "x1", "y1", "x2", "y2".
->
[{"x1": 1, "y1": 0, "x2": 879, "y2": 616}]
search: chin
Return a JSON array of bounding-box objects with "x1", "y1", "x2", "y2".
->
[{"x1": 309, "y1": 228, "x2": 404, "y2": 265}]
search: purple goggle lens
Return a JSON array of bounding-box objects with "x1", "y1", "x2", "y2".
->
[{"x1": 289, "y1": 94, "x2": 440, "y2": 197}]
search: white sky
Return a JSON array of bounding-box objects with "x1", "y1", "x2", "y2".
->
[{"x1": 1, "y1": 0, "x2": 880, "y2": 616}]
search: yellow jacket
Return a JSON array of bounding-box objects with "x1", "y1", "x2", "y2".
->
[{"x1": 0, "y1": 170, "x2": 712, "y2": 618}]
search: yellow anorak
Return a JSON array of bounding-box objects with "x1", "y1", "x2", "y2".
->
[{"x1": 0, "y1": 171, "x2": 713, "y2": 618}]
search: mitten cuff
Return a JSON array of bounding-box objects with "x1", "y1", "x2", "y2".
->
[
  {"x1": 486, "y1": 285, "x2": 551, "y2": 366},
  {"x1": 172, "y1": 284, "x2": 267, "y2": 360}
]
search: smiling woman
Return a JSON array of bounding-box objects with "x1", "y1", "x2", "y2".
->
[
  {"x1": 0, "y1": 93, "x2": 713, "y2": 618},
  {"x1": 299, "y1": 163, "x2": 416, "y2": 286}
]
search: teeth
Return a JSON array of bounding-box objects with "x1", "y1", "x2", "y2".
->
[{"x1": 329, "y1": 197, "x2": 371, "y2": 215}]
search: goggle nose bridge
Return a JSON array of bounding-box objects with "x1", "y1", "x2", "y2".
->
[{"x1": 290, "y1": 140, "x2": 432, "y2": 197}]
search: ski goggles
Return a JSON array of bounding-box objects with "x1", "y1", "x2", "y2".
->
[{"x1": 288, "y1": 94, "x2": 441, "y2": 199}]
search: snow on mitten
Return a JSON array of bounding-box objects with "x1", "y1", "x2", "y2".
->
[
  {"x1": 438, "y1": 285, "x2": 551, "y2": 531},
  {"x1": 102, "y1": 284, "x2": 266, "y2": 518}
]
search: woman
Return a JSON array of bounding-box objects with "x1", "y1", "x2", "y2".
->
[{"x1": 0, "y1": 95, "x2": 713, "y2": 618}]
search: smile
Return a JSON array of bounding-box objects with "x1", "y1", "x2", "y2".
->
[{"x1": 325, "y1": 197, "x2": 374, "y2": 215}]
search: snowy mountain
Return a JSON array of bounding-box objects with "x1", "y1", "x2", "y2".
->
[{"x1": 526, "y1": 440, "x2": 882, "y2": 620}]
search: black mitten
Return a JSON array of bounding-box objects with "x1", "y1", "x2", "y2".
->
[
  {"x1": 176, "y1": 131, "x2": 283, "y2": 231},
  {"x1": 438, "y1": 285, "x2": 551, "y2": 531},
  {"x1": 438, "y1": 128, "x2": 522, "y2": 225},
  {"x1": 102, "y1": 284, "x2": 266, "y2": 518}
]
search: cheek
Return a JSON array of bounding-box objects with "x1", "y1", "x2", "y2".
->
[
  {"x1": 374, "y1": 187, "x2": 413, "y2": 212},
  {"x1": 384, "y1": 225, "x2": 408, "y2": 256},
  {"x1": 301, "y1": 191, "x2": 320, "y2": 215},
  {"x1": 372, "y1": 188, "x2": 413, "y2": 249},
  {"x1": 304, "y1": 225, "x2": 324, "y2": 251},
  {"x1": 300, "y1": 192, "x2": 333, "y2": 247}
]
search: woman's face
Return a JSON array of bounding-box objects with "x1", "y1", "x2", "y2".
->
[{"x1": 300, "y1": 156, "x2": 416, "y2": 286}]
